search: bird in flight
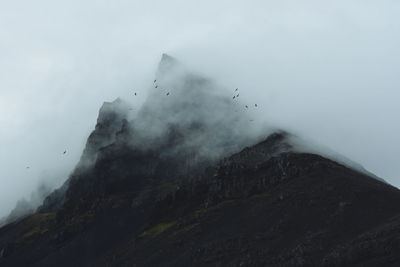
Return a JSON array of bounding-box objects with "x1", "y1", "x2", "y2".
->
[
  {"x1": 63, "y1": 150, "x2": 67, "y2": 154},
  {"x1": 235, "y1": 88, "x2": 238, "y2": 92},
  {"x1": 155, "y1": 85, "x2": 158, "y2": 88},
  {"x1": 154, "y1": 79, "x2": 157, "y2": 83},
  {"x1": 134, "y1": 92, "x2": 137, "y2": 96},
  {"x1": 245, "y1": 105, "x2": 248, "y2": 109},
  {"x1": 255, "y1": 104, "x2": 258, "y2": 107},
  {"x1": 26, "y1": 166, "x2": 30, "y2": 169},
  {"x1": 166, "y1": 92, "x2": 170, "y2": 96},
  {"x1": 237, "y1": 94, "x2": 239, "y2": 97},
  {"x1": 233, "y1": 96, "x2": 236, "y2": 99}
]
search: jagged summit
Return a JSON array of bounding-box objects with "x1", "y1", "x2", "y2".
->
[
  {"x1": 157, "y1": 53, "x2": 178, "y2": 71},
  {"x1": 133, "y1": 53, "x2": 259, "y2": 162},
  {"x1": 97, "y1": 98, "x2": 127, "y2": 122},
  {"x1": 161, "y1": 53, "x2": 175, "y2": 62},
  {"x1": 154, "y1": 53, "x2": 182, "y2": 83},
  {"x1": 36, "y1": 54, "x2": 259, "y2": 214}
]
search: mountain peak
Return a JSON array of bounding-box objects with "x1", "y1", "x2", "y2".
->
[
  {"x1": 156, "y1": 53, "x2": 181, "y2": 79},
  {"x1": 160, "y1": 53, "x2": 176, "y2": 63}
]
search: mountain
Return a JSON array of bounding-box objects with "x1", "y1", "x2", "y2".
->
[{"x1": 1, "y1": 54, "x2": 400, "y2": 267}]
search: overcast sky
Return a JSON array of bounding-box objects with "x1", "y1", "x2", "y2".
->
[{"x1": 0, "y1": 0, "x2": 399, "y2": 218}]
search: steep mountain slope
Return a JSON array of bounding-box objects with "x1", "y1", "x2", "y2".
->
[{"x1": 1, "y1": 55, "x2": 400, "y2": 267}]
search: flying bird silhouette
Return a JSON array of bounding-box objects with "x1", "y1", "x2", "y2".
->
[
  {"x1": 166, "y1": 92, "x2": 170, "y2": 96},
  {"x1": 237, "y1": 94, "x2": 239, "y2": 97},
  {"x1": 63, "y1": 150, "x2": 67, "y2": 154},
  {"x1": 255, "y1": 104, "x2": 258, "y2": 107},
  {"x1": 233, "y1": 96, "x2": 236, "y2": 99},
  {"x1": 134, "y1": 92, "x2": 137, "y2": 96},
  {"x1": 245, "y1": 105, "x2": 248, "y2": 109},
  {"x1": 154, "y1": 79, "x2": 156, "y2": 83},
  {"x1": 155, "y1": 85, "x2": 158, "y2": 88},
  {"x1": 235, "y1": 88, "x2": 238, "y2": 92}
]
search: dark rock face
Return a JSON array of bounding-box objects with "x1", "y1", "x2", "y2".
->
[
  {"x1": 38, "y1": 98, "x2": 130, "y2": 213},
  {"x1": 1, "y1": 55, "x2": 400, "y2": 266}
]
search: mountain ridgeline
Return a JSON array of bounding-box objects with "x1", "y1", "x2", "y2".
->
[{"x1": 1, "y1": 54, "x2": 400, "y2": 266}]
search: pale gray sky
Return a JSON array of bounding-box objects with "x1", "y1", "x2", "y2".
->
[{"x1": 0, "y1": 0, "x2": 399, "y2": 217}]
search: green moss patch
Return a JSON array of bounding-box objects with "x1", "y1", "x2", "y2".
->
[
  {"x1": 138, "y1": 221, "x2": 177, "y2": 238},
  {"x1": 22, "y1": 213, "x2": 56, "y2": 240},
  {"x1": 192, "y1": 199, "x2": 238, "y2": 219}
]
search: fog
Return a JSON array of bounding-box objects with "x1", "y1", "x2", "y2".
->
[
  {"x1": 1, "y1": 0, "x2": 399, "y2": 218},
  {"x1": 127, "y1": 54, "x2": 269, "y2": 163}
]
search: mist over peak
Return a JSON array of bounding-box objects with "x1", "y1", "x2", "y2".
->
[
  {"x1": 20, "y1": 54, "x2": 272, "y2": 216},
  {"x1": 124, "y1": 54, "x2": 268, "y2": 161},
  {"x1": 156, "y1": 53, "x2": 179, "y2": 76},
  {"x1": 2, "y1": 53, "x2": 386, "y2": 225}
]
